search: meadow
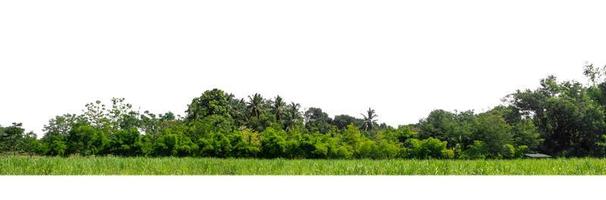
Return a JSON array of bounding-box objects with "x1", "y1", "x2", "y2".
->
[{"x1": 1, "y1": 156, "x2": 606, "y2": 175}]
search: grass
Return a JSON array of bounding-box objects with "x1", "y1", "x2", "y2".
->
[{"x1": 1, "y1": 156, "x2": 605, "y2": 175}]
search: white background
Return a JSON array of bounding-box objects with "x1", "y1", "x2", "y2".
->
[
  {"x1": 2, "y1": 0, "x2": 606, "y2": 133},
  {"x1": 0, "y1": 176, "x2": 604, "y2": 200},
  {"x1": 1, "y1": 0, "x2": 606, "y2": 197}
]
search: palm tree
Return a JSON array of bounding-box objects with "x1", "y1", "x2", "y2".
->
[
  {"x1": 285, "y1": 102, "x2": 301, "y2": 130},
  {"x1": 361, "y1": 108, "x2": 378, "y2": 131},
  {"x1": 272, "y1": 96, "x2": 286, "y2": 122},
  {"x1": 247, "y1": 93, "x2": 264, "y2": 119}
]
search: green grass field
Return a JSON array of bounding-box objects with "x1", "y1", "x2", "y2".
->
[{"x1": 1, "y1": 156, "x2": 606, "y2": 175}]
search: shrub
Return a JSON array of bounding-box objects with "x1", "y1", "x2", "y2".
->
[
  {"x1": 461, "y1": 140, "x2": 489, "y2": 159},
  {"x1": 108, "y1": 128, "x2": 142, "y2": 156},
  {"x1": 230, "y1": 129, "x2": 261, "y2": 158},
  {"x1": 66, "y1": 124, "x2": 109, "y2": 156},
  {"x1": 152, "y1": 134, "x2": 198, "y2": 157},
  {"x1": 405, "y1": 137, "x2": 451, "y2": 159},
  {"x1": 503, "y1": 144, "x2": 516, "y2": 159},
  {"x1": 515, "y1": 145, "x2": 529, "y2": 158},
  {"x1": 260, "y1": 128, "x2": 288, "y2": 158}
]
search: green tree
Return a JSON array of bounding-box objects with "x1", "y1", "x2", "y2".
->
[
  {"x1": 246, "y1": 93, "x2": 273, "y2": 131},
  {"x1": 404, "y1": 137, "x2": 451, "y2": 159},
  {"x1": 510, "y1": 76, "x2": 606, "y2": 156},
  {"x1": 0, "y1": 123, "x2": 25, "y2": 153},
  {"x1": 0, "y1": 123, "x2": 39, "y2": 154},
  {"x1": 284, "y1": 102, "x2": 304, "y2": 131},
  {"x1": 461, "y1": 140, "x2": 489, "y2": 159},
  {"x1": 333, "y1": 115, "x2": 364, "y2": 130},
  {"x1": 361, "y1": 108, "x2": 378, "y2": 132},
  {"x1": 108, "y1": 128, "x2": 142, "y2": 156},
  {"x1": 230, "y1": 129, "x2": 262, "y2": 157},
  {"x1": 418, "y1": 110, "x2": 474, "y2": 148},
  {"x1": 271, "y1": 96, "x2": 287, "y2": 127},
  {"x1": 304, "y1": 107, "x2": 334, "y2": 134},
  {"x1": 229, "y1": 96, "x2": 248, "y2": 128},
  {"x1": 472, "y1": 112, "x2": 514, "y2": 158},
  {"x1": 186, "y1": 89, "x2": 232, "y2": 121},
  {"x1": 247, "y1": 93, "x2": 265, "y2": 119},
  {"x1": 66, "y1": 123, "x2": 109, "y2": 156},
  {"x1": 260, "y1": 128, "x2": 288, "y2": 158},
  {"x1": 152, "y1": 133, "x2": 198, "y2": 157},
  {"x1": 188, "y1": 115, "x2": 235, "y2": 141},
  {"x1": 511, "y1": 119, "x2": 542, "y2": 150}
]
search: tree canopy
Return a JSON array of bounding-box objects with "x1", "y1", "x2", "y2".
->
[{"x1": 3, "y1": 65, "x2": 606, "y2": 159}]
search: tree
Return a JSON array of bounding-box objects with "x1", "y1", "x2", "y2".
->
[
  {"x1": 198, "y1": 132, "x2": 233, "y2": 157},
  {"x1": 246, "y1": 93, "x2": 273, "y2": 131},
  {"x1": 43, "y1": 114, "x2": 79, "y2": 138},
  {"x1": 333, "y1": 115, "x2": 364, "y2": 130},
  {"x1": 461, "y1": 140, "x2": 489, "y2": 159},
  {"x1": 108, "y1": 128, "x2": 142, "y2": 156},
  {"x1": 108, "y1": 97, "x2": 140, "y2": 130},
  {"x1": 304, "y1": 107, "x2": 334, "y2": 134},
  {"x1": 380, "y1": 125, "x2": 416, "y2": 144},
  {"x1": 152, "y1": 133, "x2": 198, "y2": 157},
  {"x1": 0, "y1": 123, "x2": 38, "y2": 154},
  {"x1": 418, "y1": 109, "x2": 474, "y2": 148},
  {"x1": 510, "y1": 76, "x2": 606, "y2": 156},
  {"x1": 229, "y1": 96, "x2": 248, "y2": 128},
  {"x1": 82, "y1": 100, "x2": 109, "y2": 129},
  {"x1": 361, "y1": 108, "x2": 378, "y2": 132},
  {"x1": 247, "y1": 93, "x2": 265, "y2": 119},
  {"x1": 583, "y1": 63, "x2": 606, "y2": 85},
  {"x1": 0, "y1": 123, "x2": 25, "y2": 153},
  {"x1": 188, "y1": 114, "x2": 235, "y2": 141},
  {"x1": 260, "y1": 128, "x2": 288, "y2": 158},
  {"x1": 230, "y1": 129, "x2": 262, "y2": 157},
  {"x1": 186, "y1": 89, "x2": 232, "y2": 121},
  {"x1": 271, "y1": 96, "x2": 287, "y2": 128},
  {"x1": 511, "y1": 119, "x2": 542, "y2": 150},
  {"x1": 139, "y1": 111, "x2": 177, "y2": 136},
  {"x1": 284, "y1": 102, "x2": 303, "y2": 131},
  {"x1": 66, "y1": 123, "x2": 109, "y2": 156},
  {"x1": 472, "y1": 112, "x2": 514, "y2": 158},
  {"x1": 404, "y1": 137, "x2": 452, "y2": 159}
]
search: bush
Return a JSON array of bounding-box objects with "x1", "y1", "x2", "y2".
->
[
  {"x1": 66, "y1": 124, "x2": 109, "y2": 156},
  {"x1": 461, "y1": 140, "x2": 488, "y2": 159},
  {"x1": 230, "y1": 129, "x2": 262, "y2": 158},
  {"x1": 370, "y1": 141, "x2": 400, "y2": 159},
  {"x1": 503, "y1": 144, "x2": 516, "y2": 159},
  {"x1": 152, "y1": 134, "x2": 198, "y2": 157},
  {"x1": 260, "y1": 128, "x2": 288, "y2": 158},
  {"x1": 405, "y1": 137, "x2": 451, "y2": 159},
  {"x1": 198, "y1": 132, "x2": 232, "y2": 157},
  {"x1": 515, "y1": 145, "x2": 529, "y2": 158},
  {"x1": 108, "y1": 128, "x2": 142, "y2": 156}
]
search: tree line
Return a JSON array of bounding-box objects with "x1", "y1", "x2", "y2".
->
[{"x1": 2, "y1": 66, "x2": 606, "y2": 159}]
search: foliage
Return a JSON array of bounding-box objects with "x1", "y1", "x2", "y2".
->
[
  {"x1": 404, "y1": 138, "x2": 452, "y2": 159},
  {"x1": 304, "y1": 107, "x2": 335, "y2": 134},
  {"x1": 186, "y1": 89, "x2": 232, "y2": 121},
  {"x1": 0, "y1": 123, "x2": 39, "y2": 154},
  {"x1": 10, "y1": 66, "x2": 606, "y2": 159}
]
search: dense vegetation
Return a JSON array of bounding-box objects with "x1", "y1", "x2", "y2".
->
[
  {"x1": 3, "y1": 65, "x2": 606, "y2": 159},
  {"x1": 2, "y1": 156, "x2": 606, "y2": 175}
]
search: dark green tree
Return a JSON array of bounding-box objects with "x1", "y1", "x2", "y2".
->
[
  {"x1": 284, "y1": 102, "x2": 304, "y2": 131},
  {"x1": 271, "y1": 96, "x2": 287, "y2": 128},
  {"x1": 333, "y1": 115, "x2": 364, "y2": 130},
  {"x1": 304, "y1": 107, "x2": 334, "y2": 134}
]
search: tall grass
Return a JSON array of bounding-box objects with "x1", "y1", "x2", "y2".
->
[{"x1": 1, "y1": 156, "x2": 605, "y2": 175}]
